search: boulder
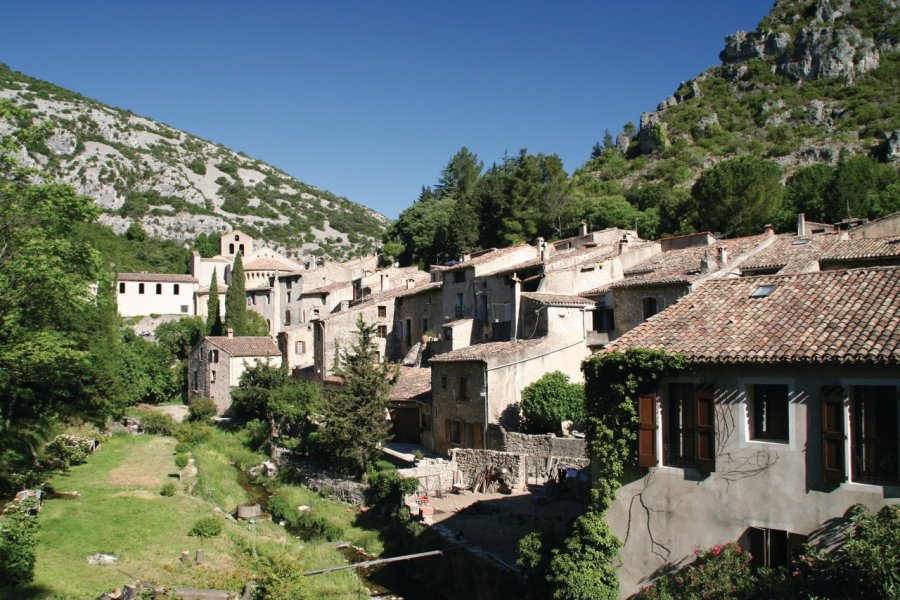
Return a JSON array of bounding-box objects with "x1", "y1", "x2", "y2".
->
[{"x1": 777, "y1": 26, "x2": 880, "y2": 82}]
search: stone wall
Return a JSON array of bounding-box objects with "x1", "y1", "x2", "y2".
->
[
  {"x1": 398, "y1": 458, "x2": 458, "y2": 496},
  {"x1": 450, "y1": 448, "x2": 526, "y2": 492},
  {"x1": 291, "y1": 461, "x2": 366, "y2": 505},
  {"x1": 489, "y1": 427, "x2": 588, "y2": 459}
]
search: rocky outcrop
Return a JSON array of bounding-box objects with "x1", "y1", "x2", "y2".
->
[
  {"x1": 719, "y1": 30, "x2": 791, "y2": 63},
  {"x1": 777, "y1": 26, "x2": 880, "y2": 82}
]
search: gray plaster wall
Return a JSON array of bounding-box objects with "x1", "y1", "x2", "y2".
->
[
  {"x1": 609, "y1": 365, "x2": 900, "y2": 598},
  {"x1": 612, "y1": 283, "x2": 689, "y2": 337}
]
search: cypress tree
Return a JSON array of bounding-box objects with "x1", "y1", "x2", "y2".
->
[
  {"x1": 224, "y1": 252, "x2": 246, "y2": 336},
  {"x1": 206, "y1": 269, "x2": 223, "y2": 336}
]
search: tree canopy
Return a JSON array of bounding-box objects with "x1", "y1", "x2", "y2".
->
[{"x1": 692, "y1": 156, "x2": 783, "y2": 236}]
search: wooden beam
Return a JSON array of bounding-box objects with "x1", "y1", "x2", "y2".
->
[{"x1": 303, "y1": 548, "x2": 458, "y2": 576}]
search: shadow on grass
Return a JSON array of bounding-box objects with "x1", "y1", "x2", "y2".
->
[{"x1": 0, "y1": 582, "x2": 55, "y2": 599}]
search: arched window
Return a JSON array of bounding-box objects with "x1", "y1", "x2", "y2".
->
[
  {"x1": 239, "y1": 244, "x2": 245, "y2": 255},
  {"x1": 229, "y1": 243, "x2": 235, "y2": 254},
  {"x1": 284, "y1": 309, "x2": 292, "y2": 326},
  {"x1": 138, "y1": 283, "x2": 145, "y2": 294}
]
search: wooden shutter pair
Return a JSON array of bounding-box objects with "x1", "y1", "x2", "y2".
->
[
  {"x1": 637, "y1": 385, "x2": 716, "y2": 472},
  {"x1": 821, "y1": 385, "x2": 846, "y2": 484}
]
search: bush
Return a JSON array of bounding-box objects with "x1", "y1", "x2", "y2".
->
[
  {"x1": 295, "y1": 514, "x2": 342, "y2": 542},
  {"x1": 139, "y1": 412, "x2": 177, "y2": 435},
  {"x1": 636, "y1": 542, "x2": 758, "y2": 599},
  {"x1": 367, "y1": 469, "x2": 418, "y2": 507},
  {"x1": 175, "y1": 421, "x2": 213, "y2": 446},
  {"x1": 188, "y1": 397, "x2": 217, "y2": 423},
  {"x1": 174, "y1": 442, "x2": 191, "y2": 454},
  {"x1": 43, "y1": 434, "x2": 93, "y2": 471},
  {"x1": 160, "y1": 482, "x2": 176, "y2": 496},
  {"x1": 189, "y1": 517, "x2": 223, "y2": 538},
  {"x1": 521, "y1": 371, "x2": 585, "y2": 434},
  {"x1": 174, "y1": 454, "x2": 189, "y2": 469},
  {"x1": 0, "y1": 501, "x2": 39, "y2": 585}
]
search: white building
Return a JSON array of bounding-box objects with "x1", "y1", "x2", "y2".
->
[{"x1": 116, "y1": 273, "x2": 199, "y2": 317}]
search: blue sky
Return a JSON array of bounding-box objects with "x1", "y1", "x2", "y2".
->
[{"x1": 3, "y1": 1, "x2": 772, "y2": 219}]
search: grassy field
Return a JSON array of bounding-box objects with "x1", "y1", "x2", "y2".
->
[{"x1": 2, "y1": 430, "x2": 382, "y2": 599}]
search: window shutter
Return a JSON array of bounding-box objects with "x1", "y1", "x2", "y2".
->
[
  {"x1": 821, "y1": 385, "x2": 846, "y2": 484},
  {"x1": 638, "y1": 393, "x2": 658, "y2": 467},
  {"x1": 694, "y1": 385, "x2": 716, "y2": 473}
]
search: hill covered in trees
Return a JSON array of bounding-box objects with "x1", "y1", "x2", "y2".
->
[
  {"x1": 0, "y1": 64, "x2": 386, "y2": 261},
  {"x1": 385, "y1": 0, "x2": 900, "y2": 267}
]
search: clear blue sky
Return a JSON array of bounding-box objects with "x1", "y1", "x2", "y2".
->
[{"x1": 2, "y1": 1, "x2": 772, "y2": 219}]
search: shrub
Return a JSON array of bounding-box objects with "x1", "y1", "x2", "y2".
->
[
  {"x1": 174, "y1": 454, "x2": 189, "y2": 469},
  {"x1": 175, "y1": 421, "x2": 213, "y2": 446},
  {"x1": 521, "y1": 371, "x2": 585, "y2": 434},
  {"x1": 43, "y1": 434, "x2": 93, "y2": 471},
  {"x1": 189, "y1": 517, "x2": 223, "y2": 538},
  {"x1": 0, "y1": 501, "x2": 39, "y2": 585},
  {"x1": 188, "y1": 397, "x2": 218, "y2": 423},
  {"x1": 371, "y1": 459, "x2": 396, "y2": 472},
  {"x1": 636, "y1": 542, "x2": 758, "y2": 599},
  {"x1": 160, "y1": 482, "x2": 176, "y2": 496},
  {"x1": 367, "y1": 469, "x2": 418, "y2": 507},
  {"x1": 174, "y1": 442, "x2": 191, "y2": 454},
  {"x1": 139, "y1": 412, "x2": 177, "y2": 435},
  {"x1": 295, "y1": 514, "x2": 342, "y2": 542}
]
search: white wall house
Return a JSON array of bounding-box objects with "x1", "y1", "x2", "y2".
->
[{"x1": 116, "y1": 273, "x2": 199, "y2": 317}]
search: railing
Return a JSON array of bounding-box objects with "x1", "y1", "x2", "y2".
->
[
  {"x1": 663, "y1": 440, "x2": 696, "y2": 469},
  {"x1": 852, "y1": 441, "x2": 900, "y2": 486}
]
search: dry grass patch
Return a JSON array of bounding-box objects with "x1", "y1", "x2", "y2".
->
[{"x1": 106, "y1": 435, "x2": 176, "y2": 488}]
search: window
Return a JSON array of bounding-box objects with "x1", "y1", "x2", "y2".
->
[
  {"x1": 457, "y1": 377, "x2": 469, "y2": 402},
  {"x1": 174, "y1": 284, "x2": 180, "y2": 295},
  {"x1": 287, "y1": 291, "x2": 291, "y2": 303},
  {"x1": 406, "y1": 319, "x2": 412, "y2": 346},
  {"x1": 192, "y1": 370, "x2": 198, "y2": 392},
  {"x1": 455, "y1": 293, "x2": 464, "y2": 318},
  {"x1": 378, "y1": 305, "x2": 387, "y2": 318},
  {"x1": 295, "y1": 341, "x2": 306, "y2": 354},
  {"x1": 750, "y1": 284, "x2": 777, "y2": 298},
  {"x1": 663, "y1": 383, "x2": 715, "y2": 473},
  {"x1": 746, "y1": 528, "x2": 806, "y2": 569},
  {"x1": 822, "y1": 385, "x2": 846, "y2": 484},
  {"x1": 453, "y1": 271, "x2": 466, "y2": 283},
  {"x1": 211, "y1": 371, "x2": 216, "y2": 383},
  {"x1": 235, "y1": 234, "x2": 240, "y2": 241},
  {"x1": 593, "y1": 308, "x2": 615, "y2": 332},
  {"x1": 156, "y1": 283, "x2": 162, "y2": 295},
  {"x1": 118, "y1": 282, "x2": 125, "y2": 294},
  {"x1": 448, "y1": 420, "x2": 462, "y2": 445},
  {"x1": 377, "y1": 325, "x2": 387, "y2": 338},
  {"x1": 422, "y1": 318, "x2": 429, "y2": 335},
  {"x1": 851, "y1": 385, "x2": 898, "y2": 485},
  {"x1": 238, "y1": 244, "x2": 245, "y2": 255},
  {"x1": 441, "y1": 375, "x2": 448, "y2": 389},
  {"x1": 284, "y1": 310, "x2": 292, "y2": 326},
  {"x1": 138, "y1": 283, "x2": 145, "y2": 294},
  {"x1": 285, "y1": 279, "x2": 292, "y2": 290},
  {"x1": 642, "y1": 297, "x2": 658, "y2": 320},
  {"x1": 181, "y1": 305, "x2": 189, "y2": 313},
  {"x1": 751, "y1": 384, "x2": 789, "y2": 441},
  {"x1": 229, "y1": 243, "x2": 235, "y2": 254}
]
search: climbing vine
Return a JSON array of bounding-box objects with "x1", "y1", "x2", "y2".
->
[{"x1": 540, "y1": 348, "x2": 687, "y2": 599}]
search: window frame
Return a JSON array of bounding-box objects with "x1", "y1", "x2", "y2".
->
[{"x1": 749, "y1": 384, "x2": 790, "y2": 443}]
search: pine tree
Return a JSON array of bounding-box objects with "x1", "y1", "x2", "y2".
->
[
  {"x1": 320, "y1": 316, "x2": 396, "y2": 474},
  {"x1": 206, "y1": 269, "x2": 223, "y2": 336},
  {"x1": 224, "y1": 252, "x2": 246, "y2": 336}
]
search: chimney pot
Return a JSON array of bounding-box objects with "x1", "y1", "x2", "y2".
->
[
  {"x1": 764, "y1": 223, "x2": 775, "y2": 236},
  {"x1": 797, "y1": 213, "x2": 807, "y2": 237},
  {"x1": 579, "y1": 221, "x2": 588, "y2": 237},
  {"x1": 717, "y1": 245, "x2": 728, "y2": 264},
  {"x1": 227, "y1": 328, "x2": 234, "y2": 338}
]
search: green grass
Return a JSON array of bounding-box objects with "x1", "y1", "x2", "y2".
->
[{"x1": 2, "y1": 430, "x2": 383, "y2": 599}]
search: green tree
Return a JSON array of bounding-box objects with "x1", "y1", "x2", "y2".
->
[
  {"x1": 224, "y1": 252, "x2": 247, "y2": 335},
  {"x1": 781, "y1": 163, "x2": 835, "y2": 227},
  {"x1": 118, "y1": 330, "x2": 180, "y2": 405},
  {"x1": 155, "y1": 316, "x2": 206, "y2": 401},
  {"x1": 434, "y1": 146, "x2": 483, "y2": 199},
  {"x1": 521, "y1": 371, "x2": 585, "y2": 434},
  {"x1": 547, "y1": 513, "x2": 621, "y2": 600},
  {"x1": 192, "y1": 232, "x2": 221, "y2": 257},
  {"x1": 206, "y1": 270, "x2": 222, "y2": 336},
  {"x1": 319, "y1": 316, "x2": 396, "y2": 474},
  {"x1": 0, "y1": 500, "x2": 40, "y2": 585},
  {"x1": 692, "y1": 156, "x2": 783, "y2": 236},
  {"x1": 245, "y1": 310, "x2": 270, "y2": 336}
]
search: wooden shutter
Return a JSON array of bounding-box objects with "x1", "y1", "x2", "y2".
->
[
  {"x1": 822, "y1": 385, "x2": 846, "y2": 484},
  {"x1": 638, "y1": 393, "x2": 658, "y2": 467},
  {"x1": 694, "y1": 385, "x2": 716, "y2": 473}
]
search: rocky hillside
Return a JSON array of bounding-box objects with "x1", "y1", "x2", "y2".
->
[
  {"x1": 589, "y1": 0, "x2": 899, "y2": 189},
  {"x1": 0, "y1": 64, "x2": 387, "y2": 261}
]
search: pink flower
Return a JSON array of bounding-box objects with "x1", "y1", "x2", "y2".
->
[{"x1": 711, "y1": 544, "x2": 722, "y2": 556}]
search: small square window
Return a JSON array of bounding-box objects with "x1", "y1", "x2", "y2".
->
[
  {"x1": 377, "y1": 325, "x2": 387, "y2": 338},
  {"x1": 642, "y1": 297, "x2": 658, "y2": 320},
  {"x1": 750, "y1": 284, "x2": 777, "y2": 298},
  {"x1": 295, "y1": 341, "x2": 306, "y2": 354},
  {"x1": 453, "y1": 271, "x2": 466, "y2": 283},
  {"x1": 377, "y1": 305, "x2": 387, "y2": 318}
]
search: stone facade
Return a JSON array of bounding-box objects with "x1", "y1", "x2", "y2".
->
[
  {"x1": 611, "y1": 282, "x2": 690, "y2": 337},
  {"x1": 450, "y1": 448, "x2": 527, "y2": 492}
]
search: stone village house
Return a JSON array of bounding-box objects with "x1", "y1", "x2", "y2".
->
[
  {"x1": 600, "y1": 266, "x2": 900, "y2": 596},
  {"x1": 188, "y1": 332, "x2": 282, "y2": 414}
]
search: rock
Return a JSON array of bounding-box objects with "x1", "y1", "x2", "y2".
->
[
  {"x1": 808, "y1": 100, "x2": 829, "y2": 125},
  {"x1": 777, "y1": 26, "x2": 880, "y2": 82},
  {"x1": 638, "y1": 112, "x2": 667, "y2": 153},
  {"x1": 881, "y1": 131, "x2": 900, "y2": 161},
  {"x1": 813, "y1": 0, "x2": 851, "y2": 24},
  {"x1": 697, "y1": 113, "x2": 720, "y2": 132},
  {"x1": 720, "y1": 30, "x2": 763, "y2": 62},
  {"x1": 615, "y1": 133, "x2": 630, "y2": 155},
  {"x1": 87, "y1": 553, "x2": 118, "y2": 565},
  {"x1": 237, "y1": 504, "x2": 261, "y2": 520}
]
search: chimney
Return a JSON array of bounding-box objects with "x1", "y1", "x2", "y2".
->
[
  {"x1": 618, "y1": 234, "x2": 629, "y2": 254},
  {"x1": 764, "y1": 223, "x2": 775, "y2": 236},
  {"x1": 406, "y1": 278, "x2": 415, "y2": 290},
  {"x1": 700, "y1": 249, "x2": 716, "y2": 273},
  {"x1": 797, "y1": 213, "x2": 807, "y2": 237},
  {"x1": 510, "y1": 274, "x2": 521, "y2": 341},
  {"x1": 717, "y1": 245, "x2": 728, "y2": 264},
  {"x1": 226, "y1": 328, "x2": 234, "y2": 338},
  {"x1": 380, "y1": 273, "x2": 388, "y2": 292},
  {"x1": 538, "y1": 237, "x2": 547, "y2": 262},
  {"x1": 579, "y1": 220, "x2": 588, "y2": 237},
  {"x1": 462, "y1": 252, "x2": 471, "y2": 262}
]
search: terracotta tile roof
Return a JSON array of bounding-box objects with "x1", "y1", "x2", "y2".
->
[
  {"x1": 320, "y1": 282, "x2": 442, "y2": 321},
  {"x1": 243, "y1": 258, "x2": 296, "y2": 271},
  {"x1": 205, "y1": 336, "x2": 281, "y2": 357},
  {"x1": 302, "y1": 281, "x2": 352, "y2": 295},
  {"x1": 429, "y1": 338, "x2": 546, "y2": 363},
  {"x1": 435, "y1": 244, "x2": 537, "y2": 272},
  {"x1": 740, "y1": 233, "x2": 840, "y2": 274},
  {"x1": 820, "y1": 236, "x2": 900, "y2": 263},
  {"x1": 614, "y1": 234, "x2": 771, "y2": 288},
  {"x1": 607, "y1": 267, "x2": 900, "y2": 366},
  {"x1": 521, "y1": 292, "x2": 597, "y2": 306},
  {"x1": 390, "y1": 367, "x2": 432, "y2": 402},
  {"x1": 118, "y1": 272, "x2": 198, "y2": 283}
]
